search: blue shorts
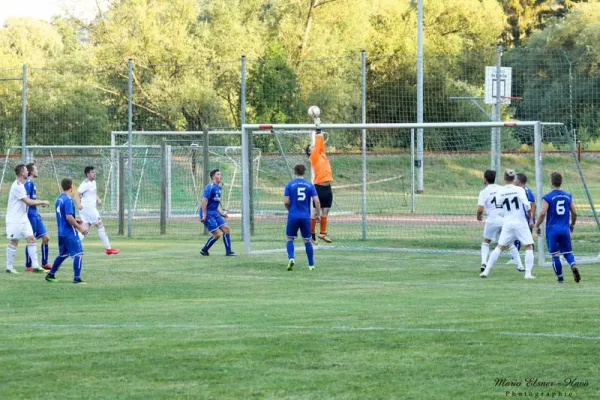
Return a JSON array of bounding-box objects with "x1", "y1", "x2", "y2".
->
[
  {"x1": 27, "y1": 214, "x2": 47, "y2": 239},
  {"x1": 58, "y1": 235, "x2": 84, "y2": 258},
  {"x1": 546, "y1": 229, "x2": 572, "y2": 254},
  {"x1": 201, "y1": 213, "x2": 226, "y2": 233},
  {"x1": 286, "y1": 217, "x2": 311, "y2": 240}
]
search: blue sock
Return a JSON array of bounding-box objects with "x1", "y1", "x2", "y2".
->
[
  {"x1": 202, "y1": 236, "x2": 218, "y2": 252},
  {"x1": 286, "y1": 240, "x2": 295, "y2": 259},
  {"x1": 514, "y1": 240, "x2": 521, "y2": 252},
  {"x1": 42, "y1": 243, "x2": 48, "y2": 266},
  {"x1": 25, "y1": 247, "x2": 31, "y2": 268},
  {"x1": 563, "y1": 253, "x2": 576, "y2": 267},
  {"x1": 223, "y1": 233, "x2": 232, "y2": 254},
  {"x1": 50, "y1": 256, "x2": 67, "y2": 275},
  {"x1": 552, "y1": 256, "x2": 563, "y2": 279},
  {"x1": 73, "y1": 256, "x2": 83, "y2": 280},
  {"x1": 305, "y1": 241, "x2": 314, "y2": 266}
]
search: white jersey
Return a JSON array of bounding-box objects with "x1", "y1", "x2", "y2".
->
[
  {"x1": 5, "y1": 180, "x2": 29, "y2": 224},
  {"x1": 495, "y1": 184, "x2": 530, "y2": 223},
  {"x1": 77, "y1": 179, "x2": 98, "y2": 209},
  {"x1": 478, "y1": 183, "x2": 504, "y2": 221}
]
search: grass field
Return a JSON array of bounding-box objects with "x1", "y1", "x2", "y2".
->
[{"x1": 1, "y1": 238, "x2": 599, "y2": 399}]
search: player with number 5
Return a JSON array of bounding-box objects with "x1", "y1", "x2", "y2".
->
[
  {"x1": 284, "y1": 164, "x2": 321, "y2": 271},
  {"x1": 534, "y1": 172, "x2": 581, "y2": 283}
]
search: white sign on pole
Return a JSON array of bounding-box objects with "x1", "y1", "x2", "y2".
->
[{"x1": 485, "y1": 66, "x2": 512, "y2": 104}]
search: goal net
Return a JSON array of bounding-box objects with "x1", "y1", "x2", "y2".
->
[{"x1": 240, "y1": 122, "x2": 600, "y2": 265}]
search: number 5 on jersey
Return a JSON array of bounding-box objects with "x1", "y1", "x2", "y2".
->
[{"x1": 297, "y1": 186, "x2": 306, "y2": 201}]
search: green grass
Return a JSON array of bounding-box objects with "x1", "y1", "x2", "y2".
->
[{"x1": 1, "y1": 239, "x2": 599, "y2": 399}]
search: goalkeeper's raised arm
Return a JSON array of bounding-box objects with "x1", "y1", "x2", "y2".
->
[{"x1": 305, "y1": 129, "x2": 333, "y2": 245}]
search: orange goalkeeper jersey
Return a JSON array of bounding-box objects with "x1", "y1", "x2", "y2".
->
[{"x1": 310, "y1": 134, "x2": 333, "y2": 184}]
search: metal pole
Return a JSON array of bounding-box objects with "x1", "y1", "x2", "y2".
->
[
  {"x1": 160, "y1": 138, "x2": 167, "y2": 235},
  {"x1": 21, "y1": 64, "x2": 27, "y2": 163},
  {"x1": 416, "y1": 0, "x2": 424, "y2": 193},
  {"x1": 533, "y1": 121, "x2": 544, "y2": 266},
  {"x1": 110, "y1": 132, "x2": 117, "y2": 212},
  {"x1": 202, "y1": 125, "x2": 210, "y2": 235},
  {"x1": 241, "y1": 126, "x2": 251, "y2": 254},
  {"x1": 410, "y1": 129, "x2": 415, "y2": 213},
  {"x1": 361, "y1": 50, "x2": 367, "y2": 240},
  {"x1": 127, "y1": 59, "x2": 133, "y2": 237},
  {"x1": 494, "y1": 44, "x2": 503, "y2": 176}
]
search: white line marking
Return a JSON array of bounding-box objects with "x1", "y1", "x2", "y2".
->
[{"x1": 2, "y1": 323, "x2": 598, "y2": 341}]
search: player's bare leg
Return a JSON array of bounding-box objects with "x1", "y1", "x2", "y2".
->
[{"x1": 318, "y1": 207, "x2": 332, "y2": 243}]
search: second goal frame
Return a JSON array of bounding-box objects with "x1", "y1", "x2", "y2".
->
[{"x1": 241, "y1": 121, "x2": 543, "y2": 258}]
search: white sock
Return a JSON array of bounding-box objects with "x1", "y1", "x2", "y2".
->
[
  {"x1": 484, "y1": 248, "x2": 502, "y2": 274},
  {"x1": 26, "y1": 243, "x2": 39, "y2": 268},
  {"x1": 6, "y1": 244, "x2": 16, "y2": 270},
  {"x1": 509, "y1": 246, "x2": 524, "y2": 270},
  {"x1": 481, "y1": 243, "x2": 490, "y2": 265},
  {"x1": 97, "y1": 226, "x2": 111, "y2": 249},
  {"x1": 525, "y1": 249, "x2": 534, "y2": 275}
]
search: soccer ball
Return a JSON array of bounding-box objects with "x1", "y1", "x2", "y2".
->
[{"x1": 308, "y1": 105, "x2": 321, "y2": 119}]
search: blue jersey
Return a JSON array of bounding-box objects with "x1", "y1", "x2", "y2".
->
[
  {"x1": 543, "y1": 189, "x2": 572, "y2": 232},
  {"x1": 55, "y1": 193, "x2": 77, "y2": 237},
  {"x1": 284, "y1": 178, "x2": 317, "y2": 219},
  {"x1": 523, "y1": 185, "x2": 535, "y2": 223},
  {"x1": 202, "y1": 182, "x2": 222, "y2": 217},
  {"x1": 24, "y1": 178, "x2": 38, "y2": 216}
]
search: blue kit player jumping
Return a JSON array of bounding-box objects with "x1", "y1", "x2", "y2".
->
[
  {"x1": 284, "y1": 164, "x2": 321, "y2": 271},
  {"x1": 535, "y1": 172, "x2": 581, "y2": 283},
  {"x1": 45, "y1": 178, "x2": 89, "y2": 284},
  {"x1": 199, "y1": 169, "x2": 235, "y2": 256}
]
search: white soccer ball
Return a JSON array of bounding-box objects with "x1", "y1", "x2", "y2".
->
[{"x1": 308, "y1": 105, "x2": 321, "y2": 119}]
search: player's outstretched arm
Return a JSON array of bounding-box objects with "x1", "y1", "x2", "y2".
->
[{"x1": 22, "y1": 196, "x2": 49, "y2": 207}]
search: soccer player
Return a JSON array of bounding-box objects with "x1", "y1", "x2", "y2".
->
[
  {"x1": 305, "y1": 128, "x2": 333, "y2": 244},
  {"x1": 534, "y1": 172, "x2": 581, "y2": 283},
  {"x1": 476, "y1": 169, "x2": 525, "y2": 273},
  {"x1": 284, "y1": 164, "x2": 321, "y2": 271},
  {"x1": 507, "y1": 172, "x2": 536, "y2": 269},
  {"x1": 45, "y1": 178, "x2": 88, "y2": 284},
  {"x1": 480, "y1": 169, "x2": 535, "y2": 279},
  {"x1": 199, "y1": 168, "x2": 235, "y2": 256},
  {"x1": 74, "y1": 166, "x2": 119, "y2": 255},
  {"x1": 5, "y1": 164, "x2": 50, "y2": 274},
  {"x1": 24, "y1": 163, "x2": 51, "y2": 271}
]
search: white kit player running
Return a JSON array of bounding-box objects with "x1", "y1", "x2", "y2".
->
[
  {"x1": 74, "y1": 166, "x2": 120, "y2": 255},
  {"x1": 480, "y1": 169, "x2": 535, "y2": 279},
  {"x1": 5, "y1": 164, "x2": 50, "y2": 274}
]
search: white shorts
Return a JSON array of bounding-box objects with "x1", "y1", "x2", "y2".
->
[
  {"x1": 80, "y1": 207, "x2": 101, "y2": 224},
  {"x1": 497, "y1": 220, "x2": 534, "y2": 247},
  {"x1": 483, "y1": 218, "x2": 503, "y2": 242},
  {"x1": 6, "y1": 221, "x2": 34, "y2": 240}
]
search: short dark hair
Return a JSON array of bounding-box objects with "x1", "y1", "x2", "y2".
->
[
  {"x1": 26, "y1": 163, "x2": 35, "y2": 176},
  {"x1": 294, "y1": 164, "x2": 306, "y2": 176},
  {"x1": 84, "y1": 166, "x2": 94, "y2": 176},
  {"x1": 209, "y1": 169, "x2": 220, "y2": 179},
  {"x1": 504, "y1": 169, "x2": 516, "y2": 182},
  {"x1": 304, "y1": 144, "x2": 311, "y2": 157},
  {"x1": 484, "y1": 170, "x2": 496, "y2": 184},
  {"x1": 551, "y1": 172, "x2": 562, "y2": 187},
  {"x1": 516, "y1": 173, "x2": 527, "y2": 184},
  {"x1": 14, "y1": 164, "x2": 26, "y2": 176},
  {"x1": 61, "y1": 178, "x2": 73, "y2": 191}
]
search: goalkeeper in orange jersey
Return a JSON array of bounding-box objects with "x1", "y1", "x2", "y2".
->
[{"x1": 305, "y1": 129, "x2": 333, "y2": 244}]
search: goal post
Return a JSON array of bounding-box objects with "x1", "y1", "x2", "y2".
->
[{"x1": 241, "y1": 121, "x2": 545, "y2": 255}]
